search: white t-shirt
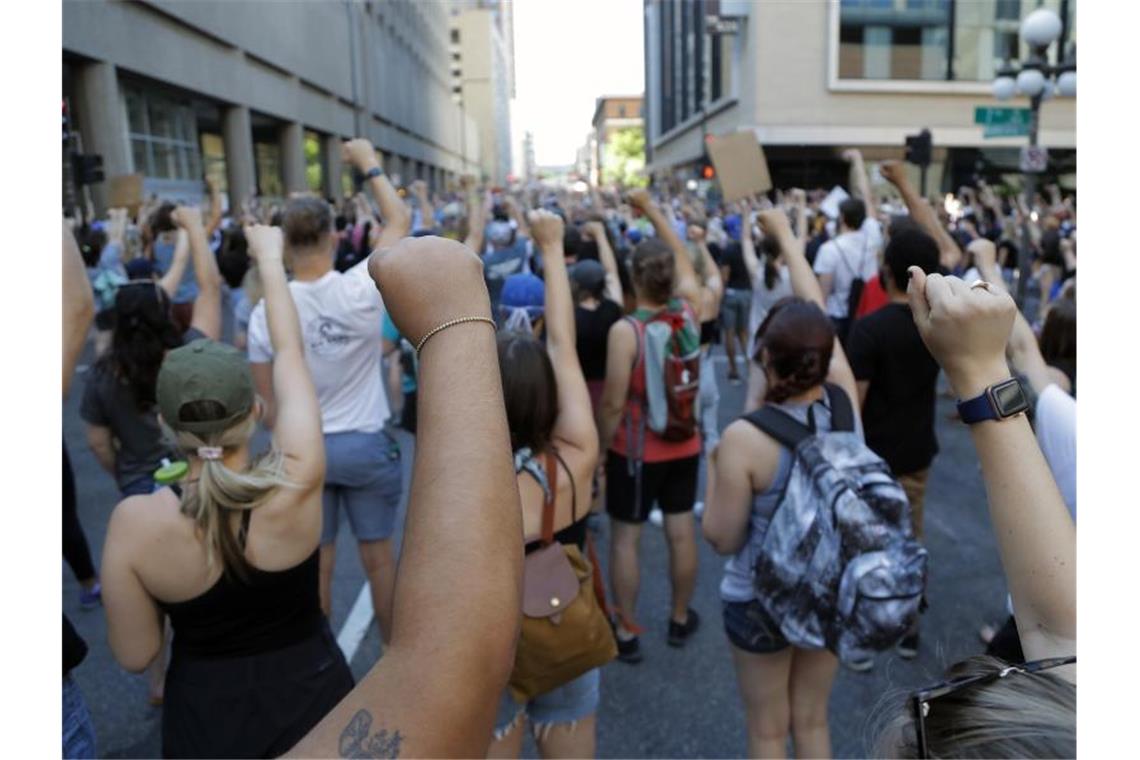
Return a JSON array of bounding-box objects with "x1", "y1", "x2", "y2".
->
[
  {"x1": 248, "y1": 261, "x2": 390, "y2": 434},
  {"x1": 1035, "y1": 384, "x2": 1076, "y2": 519},
  {"x1": 748, "y1": 264, "x2": 793, "y2": 356},
  {"x1": 813, "y1": 218, "x2": 883, "y2": 319}
]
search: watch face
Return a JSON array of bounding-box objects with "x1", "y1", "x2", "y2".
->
[{"x1": 991, "y1": 379, "x2": 1029, "y2": 417}]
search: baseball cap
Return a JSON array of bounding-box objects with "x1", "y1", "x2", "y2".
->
[
  {"x1": 626, "y1": 228, "x2": 643, "y2": 245},
  {"x1": 723, "y1": 214, "x2": 743, "y2": 242},
  {"x1": 570, "y1": 260, "x2": 606, "y2": 296},
  {"x1": 500, "y1": 272, "x2": 545, "y2": 310},
  {"x1": 157, "y1": 339, "x2": 255, "y2": 436}
]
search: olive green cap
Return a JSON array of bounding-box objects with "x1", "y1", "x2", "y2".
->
[{"x1": 156, "y1": 339, "x2": 254, "y2": 436}]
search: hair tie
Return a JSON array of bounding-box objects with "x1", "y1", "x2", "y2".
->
[{"x1": 197, "y1": 446, "x2": 224, "y2": 461}]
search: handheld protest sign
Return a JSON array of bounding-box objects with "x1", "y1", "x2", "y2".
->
[
  {"x1": 706, "y1": 131, "x2": 773, "y2": 202},
  {"x1": 108, "y1": 174, "x2": 144, "y2": 217}
]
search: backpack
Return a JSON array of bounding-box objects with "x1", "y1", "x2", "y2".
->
[
  {"x1": 626, "y1": 300, "x2": 701, "y2": 442},
  {"x1": 509, "y1": 450, "x2": 616, "y2": 702},
  {"x1": 834, "y1": 234, "x2": 871, "y2": 321},
  {"x1": 743, "y1": 384, "x2": 927, "y2": 665}
]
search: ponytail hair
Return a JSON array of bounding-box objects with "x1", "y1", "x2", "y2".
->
[
  {"x1": 162, "y1": 403, "x2": 293, "y2": 581},
  {"x1": 753, "y1": 297, "x2": 835, "y2": 403}
]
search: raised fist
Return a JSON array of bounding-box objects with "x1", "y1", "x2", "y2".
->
[
  {"x1": 342, "y1": 138, "x2": 381, "y2": 173},
  {"x1": 527, "y1": 209, "x2": 565, "y2": 250}
]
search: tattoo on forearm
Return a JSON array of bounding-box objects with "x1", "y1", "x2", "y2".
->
[{"x1": 338, "y1": 710, "x2": 403, "y2": 759}]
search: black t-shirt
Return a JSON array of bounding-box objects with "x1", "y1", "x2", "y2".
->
[
  {"x1": 846, "y1": 303, "x2": 940, "y2": 475},
  {"x1": 64, "y1": 614, "x2": 87, "y2": 676},
  {"x1": 711, "y1": 241, "x2": 752, "y2": 291},
  {"x1": 575, "y1": 299, "x2": 623, "y2": 381}
]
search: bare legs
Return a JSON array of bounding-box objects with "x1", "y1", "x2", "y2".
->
[
  {"x1": 663, "y1": 513, "x2": 698, "y2": 623},
  {"x1": 730, "y1": 645, "x2": 838, "y2": 759},
  {"x1": 319, "y1": 540, "x2": 397, "y2": 644},
  {"x1": 609, "y1": 520, "x2": 642, "y2": 636},
  {"x1": 610, "y1": 513, "x2": 699, "y2": 631}
]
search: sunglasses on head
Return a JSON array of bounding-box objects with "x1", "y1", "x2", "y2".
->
[{"x1": 909, "y1": 655, "x2": 1075, "y2": 759}]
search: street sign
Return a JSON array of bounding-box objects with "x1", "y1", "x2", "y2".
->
[
  {"x1": 975, "y1": 107, "x2": 1031, "y2": 138},
  {"x1": 1020, "y1": 145, "x2": 1049, "y2": 173}
]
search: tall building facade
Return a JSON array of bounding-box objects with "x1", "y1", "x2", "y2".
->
[
  {"x1": 449, "y1": 0, "x2": 515, "y2": 184},
  {"x1": 63, "y1": 0, "x2": 481, "y2": 213},
  {"x1": 643, "y1": 0, "x2": 1076, "y2": 191}
]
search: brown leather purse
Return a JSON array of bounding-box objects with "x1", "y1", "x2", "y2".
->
[{"x1": 508, "y1": 451, "x2": 617, "y2": 702}]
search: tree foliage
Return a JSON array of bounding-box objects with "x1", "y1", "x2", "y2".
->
[{"x1": 603, "y1": 127, "x2": 648, "y2": 188}]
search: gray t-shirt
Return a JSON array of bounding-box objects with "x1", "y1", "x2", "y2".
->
[{"x1": 79, "y1": 328, "x2": 204, "y2": 492}]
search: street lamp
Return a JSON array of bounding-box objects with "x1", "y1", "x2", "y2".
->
[{"x1": 990, "y1": 7, "x2": 1075, "y2": 307}]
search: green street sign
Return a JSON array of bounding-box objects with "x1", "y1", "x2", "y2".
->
[{"x1": 975, "y1": 107, "x2": 1032, "y2": 139}]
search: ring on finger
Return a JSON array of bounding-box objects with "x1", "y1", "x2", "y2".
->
[{"x1": 970, "y1": 280, "x2": 992, "y2": 291}]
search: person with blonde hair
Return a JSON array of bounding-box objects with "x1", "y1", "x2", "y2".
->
[{"x1": 101, "y1": 225, "x2": 353, "y2": 758}]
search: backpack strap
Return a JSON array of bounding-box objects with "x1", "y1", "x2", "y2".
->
[
  {"x1": 541, "y1": 450, "x2": 558, "y2": 546},
  {"x1": 823, "y1": 383, "x2": 856, "y2": 433},
  {"x1": 743, "y1": 405, "x2": 814, "y2": 451}
]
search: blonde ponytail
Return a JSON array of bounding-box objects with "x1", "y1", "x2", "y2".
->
[{"x1": 163, "y1": 412, "x2": 294, "y2": 580}]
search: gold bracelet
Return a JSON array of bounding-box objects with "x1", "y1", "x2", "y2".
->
[{"x1": 415, "y1": 316, "x2": 497, "y2": 356}]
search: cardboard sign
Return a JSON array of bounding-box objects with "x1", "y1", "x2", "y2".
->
[
  {"x1": 107, "y1": 174, "x2": 144, "y2": 213},
  {"x1": 819, "y1": 185, "x2": 850, "y2": 220},
  {"x1": 705, "y1": 131, "x2": 772, "y2": 201}
]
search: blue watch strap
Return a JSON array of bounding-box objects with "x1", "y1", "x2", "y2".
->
[
  {"x1": 957, "y1": 393, "x2": 997, "y2": 424},
  {"x1": 365, "y1": 166, "x2": 384, "y2": 179}
]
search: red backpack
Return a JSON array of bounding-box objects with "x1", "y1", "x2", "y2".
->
[{"x1": 626, "y1": 300, "x2": 701, "y2": 442}]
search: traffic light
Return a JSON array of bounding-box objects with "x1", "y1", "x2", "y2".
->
[
  {"x1": 905, "y1": 128, "x2": 932, "y2": 167},
  {"x1": 72, "y1": 153, "x2": 105, "y2": 186},
  {"x1": 701, "y1": 162, "x2": 715, "y2": 180}
]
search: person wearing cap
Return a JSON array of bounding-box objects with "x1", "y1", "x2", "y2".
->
[
  {"x1": 482, "y1": 208, "x2": 533, "y2": 313},
  {"x1": 101, "y1": 225, "x2": 354, "y2": 758},
  {"x1": 498, "y1": 271, "x2": 546, "y2": 337},
  {"x1": 81, "y1": 206, "x2": 222, "y2": 705},
  {"x1": 247, "y1": 138, "x2": 411, "y2": 646}
]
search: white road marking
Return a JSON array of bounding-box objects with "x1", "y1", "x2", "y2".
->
[{"x1": 336, "y1": 583, "x2": 374, "y2": 663}]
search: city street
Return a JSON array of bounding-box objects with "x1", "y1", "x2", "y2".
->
[{"x1": 63, "y1": 338, "x2": 1008, "y2": 759}]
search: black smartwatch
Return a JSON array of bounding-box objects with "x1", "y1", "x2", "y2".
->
[
  {"x1": 364, "y1": 166, "x2": 384, "y2": 180},
  {"x1": 957, "y1": 377, "x2": 1030, "y2": 424}
]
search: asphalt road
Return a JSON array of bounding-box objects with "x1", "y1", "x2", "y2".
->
[{"x1": 62, "y1": 341, "x2": 1007, "y2": 759}]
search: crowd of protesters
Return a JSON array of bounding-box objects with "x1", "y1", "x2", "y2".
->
[{"x1": 63, "y1": 137, "x2": 1075, "y2": 759}]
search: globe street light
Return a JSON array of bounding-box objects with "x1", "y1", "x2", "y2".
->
[{"x1": 989, "y1": 7, "x2": 1075, "y2": 307}]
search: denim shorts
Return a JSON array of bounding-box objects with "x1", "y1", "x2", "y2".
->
[
  {"x1": 63, "y1": 674, "x2": 98, "y2": 759},
  {"x1": 722, "y1": 599, "x2": 789, "y2": 654},
  {"x1": 493, "y1": 668, "x2": 601, "y2": 739},
  {"x1": 321, "y1": 430, "x2": 403, "y2": 544},
  {"x1": 721, "y1": 288, "x2": 751, "y2": 332}
]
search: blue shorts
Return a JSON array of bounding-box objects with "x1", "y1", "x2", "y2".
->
[
  {"x1": 321, "y1": 430, "x2": 403, "y2": 544},
  {"x1": 493, "y1": 668, "x2": 600, "y2": 739},
  {"x1": 721, "y1": 288, "x2": 751, "y2": 332},
  {"x1": 722, "y1": 599, "x2": 789, "y2": 654}
]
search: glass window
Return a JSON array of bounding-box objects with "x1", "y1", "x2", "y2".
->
[
  {"x1": 125, "y1": 92, "x2": 147, "y2": 134},
  {"x1": 838, "y1": 0, "x2": 951, "y2": 80},
  {"x1": 131, "y1": 139, "x2": 150, "y2": 176},
  {"x1": 200, "y1": 133, "x2": 227, "y2": 193},
  {"x1": 304, "y1": 131, "x2": 322, "y2": 193},
  {"x1": 122, "y1": 85, "x2": 202, "y2": 181},
  {"x1": 953, "y1": 0, "x2": 1067, "y2": 82},
  {"x1": 255, "y1": 142, "x2": 283, "y2": 198}
]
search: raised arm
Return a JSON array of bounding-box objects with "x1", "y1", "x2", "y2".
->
[
  {"x1": 740, "y1": 208, "x2": 761, "y2": 283},
  {"x1": 504, "y1": 195, "x2": 530, "y2": 240},
  {"x1": 529, "y1": 210, "x2": 598, "y2": 457},
  {"x1": 242, "y1": 226, "x2": 323, "y2": 489},
  {"x1": 791, "y1": 188, "x2": 808, "y2": 241},
  {"x1": 411, "y1": 180, "x2": 434, "y2": 233},
  {"x1": 463, "y1": 178, "x2": 486, "y2": 253},
  {"x1": 757, "y1": 208, "x2": 858, "y2": 406},
  {"x1": 63, "y1": 221, "x2": 95, "y2": 399},
  {"x1": 689, "y1": 223, "x2": 724, "y2": 322},
  {"x1": 291, "y1": 237, "x2": 522, "y2": 757},
  {"x1": 907, "y1": 269, "x2": 1074, "y2": 670},
  {"x1": 157, "y1": 229, "x2": 191, "y2": 299},
  {"x1": 583, "y1": 219, "x2": 623, "y2": 304},
  {"x1": 173, "y1": 206, "x2": 223, "y2": 341},
  {"x1": 627, "y1": 188, "x2": 701, "y2": 312},
  {"x1": 880, "y1": 160, "x2": 961, "y2": 270},
  {"x1": 343, "y1": 139, "x2": 411, "y2": 250},
  {"x1": 842, "y1": 149, "x2": 878, "y2": 224}
]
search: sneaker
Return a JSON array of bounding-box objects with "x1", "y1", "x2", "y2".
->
[
  {"x1": 648, "y1": 508, "x2": 664, "y2": 527},
  {"x1": 667, "y1": 608, "x2": 701, "y2": 647},
  {"x1": 615, "y1": 634, "x2": 643, "y2": 664},
  {"x1": 80, "y1": 582, "x2": 102, "y2": 610},
  {"x1": 897, "y1": 633, "x2": 920, "y2": 660},
  {"x1": 845, "y1": 656, "x2": 875, "y2": 673}
]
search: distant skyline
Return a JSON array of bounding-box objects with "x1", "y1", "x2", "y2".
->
[{"x1": 511, "y1": 0, "x2": 645, "y2": 168}]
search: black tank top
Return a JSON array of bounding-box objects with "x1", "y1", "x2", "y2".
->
[{"x1": 158, "y1": 508, "x2": 324, "y2": 659}]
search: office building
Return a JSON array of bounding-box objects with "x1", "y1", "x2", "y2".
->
[
  {"x1": 590, "y1": 95, "x2": 644, "y2": 185},
  {"x1": 63, "y1": 0, "x2": 481, "y2": 213},
  {"x1": 643, "y1": 0, "x2": 1076, "y2": 191}
]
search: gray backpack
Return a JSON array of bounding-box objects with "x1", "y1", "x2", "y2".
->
[{"x1": 743, "y1": 384, "x2": 928, "y2": 665}]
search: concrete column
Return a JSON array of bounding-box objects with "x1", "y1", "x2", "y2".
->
[
  {"x1": 279, "y1": 121, "x2": 306, "y2": 195},
  {"x1": 73, "y1": 61, "x2": 130, "y2": 213},
  {"x1": 222, "y1": 105, "x2": 256, "y2": 212},
  {"x1": 322, "y1": 134, "x2": 344, "y2": 202}
]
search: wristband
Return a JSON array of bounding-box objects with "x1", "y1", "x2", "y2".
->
[
  {"x1": 365, "y1": 167, "x2": 384, "y2": 180},
  {"x1": 415, "y1": 316, "x2": 497, "y2": 356}
]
